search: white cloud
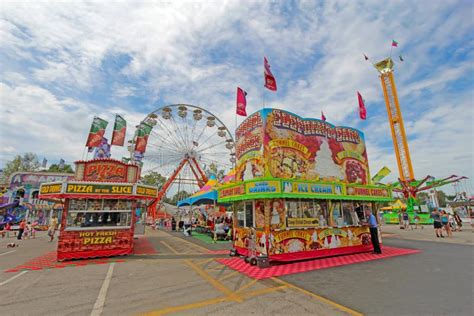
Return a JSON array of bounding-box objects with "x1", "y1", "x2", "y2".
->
[{"x1": 0, "y1": 0, "x2": 472, "y2": 194}]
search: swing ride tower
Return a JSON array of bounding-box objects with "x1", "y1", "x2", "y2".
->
[
  {"x1": 373, "y1": 58, "x2": 467, "y2": 209},
  {"x1": 375, "y1": 58, "x2": 414, "y2": 183}
]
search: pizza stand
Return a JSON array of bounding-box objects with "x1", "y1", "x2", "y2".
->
[
  {"x1": 219, "y1": 109, "x2": 393, "y2": 267},
  {"x1": 39, "y1": 158, "x2": 158, "y2": 261}
]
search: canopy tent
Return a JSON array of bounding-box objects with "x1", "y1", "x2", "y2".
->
[
  {"x1": 381, "y1": 199, "x2": 406, "y2": 211},
  {"x1": 177, "y1": 175, "x2": 218, "y2": 207},
  {"x1": 221, "y1": 168, "x2": 236, "y2": 184}
]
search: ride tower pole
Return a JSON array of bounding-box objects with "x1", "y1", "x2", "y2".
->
[{"x1": 375, "y1": 58, "x2": 415, "y2": 184}]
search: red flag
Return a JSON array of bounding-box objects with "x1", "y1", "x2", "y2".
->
[
  {"x1": 236, "y1": 87, "x2": 247, "y2": 116},
  {"x1": 264, "y1": 57, "x2": 277, "y2": 91},
  {"x1": 85, "y1": 117, "x2": 108, "y2": 148},
  {"x1": 392, "y1": 40, "x2": 398, "y2": 47},
  {"x1": 321, "y1": 111, "x2": 326, "y2": 121},
  {"x1": 357, "y1": 91, "x2": 367, "y2": 120},
  {"x1": 111, "y1": 115, "x2": 127, "y2": 146},
  {"x1": 134, "y1": 122, "x2": 153, "y2": 153}
]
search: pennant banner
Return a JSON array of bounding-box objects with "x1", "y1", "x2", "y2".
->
[
  {"x1": 94, "y1": 137, "x2": 111, "y2": 159},
  {"x1": 264, "y1": 57, "x2": 277, "y2": 91},
  {"x1": 111, "y1": 115, "x2": 127, "y2": 146},
  {"x1": 134, "y1": 122, "x2": 153, "y2": 153},
  {"x1": 372, "y1": 166, "x2": 391, "y2": 183},
  {"x1": 357, "y1": 91, "x2": 367, "y2": 120},
  {"x1": 392, "y1": 40, "x2": 398, "y2": 47},
  {"x1": 236, "y1": 87, "x2": 248, "y2": 116},
  {"x1": 321, "y1": 111, "x2": 326, "y2": 121},
  {"x1": 85, "y1": 117, "x2": 108, "y2": 148}
]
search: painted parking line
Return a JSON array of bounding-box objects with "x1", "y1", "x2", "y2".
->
[
  {"x1": 160, "y1": 241, "x2": 180, "y2": 254},
  {"x1": 0, "y1": 250, "x2": 16, "y2": 256},
  {"x1": 90, "y1": 262, "x2": 115, "y2": 316},
  {"x1": 271, "y1": 277, "x2": 363, "y2": 316},
  {"x1": 185, "y1": 259, "x2": 242, "y2": 303},
  {"x1": 140, "y1": 283, "x2": 287, "y2": 316},
  {"x1": 0, "y1": 270, "x2": 28, "y2": 286}
]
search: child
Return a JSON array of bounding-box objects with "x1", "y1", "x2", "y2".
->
[
  {"x1": 5, "y1": 222, "x2": 11, "y2": 238},
  {"x1": 31, "y1": 222, "x2": 37, "y2": 239}
]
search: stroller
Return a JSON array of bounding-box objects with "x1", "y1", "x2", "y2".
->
[{"x1": 183, "y1": 224, "x2": 192, "y2": 237}]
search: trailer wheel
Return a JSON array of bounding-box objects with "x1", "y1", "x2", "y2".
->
[
  {"x1": 229, "y1": 249, "x2": 237, "y2": 257},
  {"x1": 244, "y1": 256, "x2": 250, "y2": 263},
  {"x1": 250, "y1": 257, "x2": 257, "y2": 266}
]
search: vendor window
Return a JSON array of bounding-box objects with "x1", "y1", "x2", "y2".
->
[
  {"x1": 244, "y1": 201, "x2": 254, "y2": 227},
  {"x1": 342, "y1": 201, "x2": 360, "y2": 226},
  {"x1": 285, "y1": 200, "x2": 299, "y2": 218},
  {"x1": 300, "y1": 200, "x2": 314, "y2": 218},
  {"x1": 235, "y1": 202, "x2": 245, "y2": 227},
  {"x1": 313, "y1": 200, "x2": 328, "y2": 226},
  {"x1": 329, "y1": 201, "x2": 343, "y2": 227},
  {"x1": 66, "y1": 199, "x2": 133, "y2": 229},
  {"x1": 354, "y1": 202, "x2": 371, "y2": 222}
]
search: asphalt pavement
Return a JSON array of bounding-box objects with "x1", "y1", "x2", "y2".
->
[
  {"x1": 0, "y1": 228, "x2": 472, "y2": 315},
  {"x1": 282, "y1": 238, "x2": 474, "y2": 316}
]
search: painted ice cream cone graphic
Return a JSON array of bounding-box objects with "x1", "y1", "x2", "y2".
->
[{"x1": 313, "y1": 140, "x2": 343, "y2": 181}]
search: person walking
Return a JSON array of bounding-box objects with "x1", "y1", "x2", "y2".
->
[
  {"x1": 402, "y1": 211, "x2": 410, "y2": 230},
  {"x1": 364, "y1": 209, "x2": 381, "y2": 254},
  {"x1": 5, "y1": 222, "x2": 11, "y2": 238},
  {"x1": 17, "y1": 220, "x2": 26, "y2": 240},
  {"x1": 48, "y1": 215, "x2": 58, "y2": 242},
  {"x1": 413, "y1": 211, "x2": 422, "y2": 230},
  {"x1": 441, "y1": 211, "x2": 451, "y2": 237},
  {"x1": 453, "y1": 211, "x2": 463, "y2": 231},
  {"x1": 431, "y1": 208, "x2": 443, "y2": 238},
  {"x1": 398, "y1": 211, "x2": 403, "y2": 229}
]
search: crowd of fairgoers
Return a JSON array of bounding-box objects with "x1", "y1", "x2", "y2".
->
[
  {"x1": 390, "y1": 207, "x2": 470, "y2": 238},
  {"x1": 1, "y1": 216, "x2": 59, "y2": 246}
]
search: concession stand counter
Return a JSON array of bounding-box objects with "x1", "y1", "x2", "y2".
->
[{"x1": 39, "y1": 159, "x2": 158, "y2": 261}]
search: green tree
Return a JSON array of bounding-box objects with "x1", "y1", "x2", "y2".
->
[
  {"x1": 417, "y1": 192, "x2": 429, "y2": 205},
  {"x1": 437, "y1": 190, "x2": 448, "y2": 207},
  {"x1": 141, "y1": 171, "x2": 167, "y2": 189},
  {"x1": 3, "y1": 153, "x2": 41, "y2": 179},
  {"x1": 170, "y1": 190, "x2": 191, "y2": 205},
  {"x1": 48, "y1": 164, "x2": 74, "y2": 173}
]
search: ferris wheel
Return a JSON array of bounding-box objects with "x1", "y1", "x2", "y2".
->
[{"x1": 138, "y1": 104, "x2": 235, "y2": 203}]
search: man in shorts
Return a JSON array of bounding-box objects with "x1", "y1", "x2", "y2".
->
[{"x1": 431, "y1": 208, "x2": 443, "y2": 238}]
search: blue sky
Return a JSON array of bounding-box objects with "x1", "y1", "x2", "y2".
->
[{"x1": 0, "y1": 0, "x2": 473, "y2": 194}]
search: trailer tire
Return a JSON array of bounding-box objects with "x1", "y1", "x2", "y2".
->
[{"x1": 250, "y1": 257, "x2": 257, "y2": 266}]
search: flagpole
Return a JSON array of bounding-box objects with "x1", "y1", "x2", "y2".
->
[{"x1": 82, "y1": 146, "x2": 87, "y2": 161}]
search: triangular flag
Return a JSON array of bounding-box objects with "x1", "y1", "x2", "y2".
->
[
  {"x1": 392, "y1": 40, "x2": 398, "y2": 47},
  {"x1": 364, "y1": 54, "x2": 369, "y2": 61},
  {"x1": 399, "y1": 54, "x2": 404, "y2": 62},
  {"x1": 321, "y1": 111, "x2": 326, "y2": 121},
  {"x1": 357, "y1": 91, "x2": 367, "y2": 120},
  {"x1": 264, "y1": 57, "x2": 277, "y2": 91},
  {"x1": 236, "y1": 87, "x2": 248, "y2": 116}
]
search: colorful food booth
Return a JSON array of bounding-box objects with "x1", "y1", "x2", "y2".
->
[
  {"x1": 39, "y1": 159, "x2": 158, "y2": 261},
  {"x1": 218, "y1": 109, "x2": 393, "y2": 265}
]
